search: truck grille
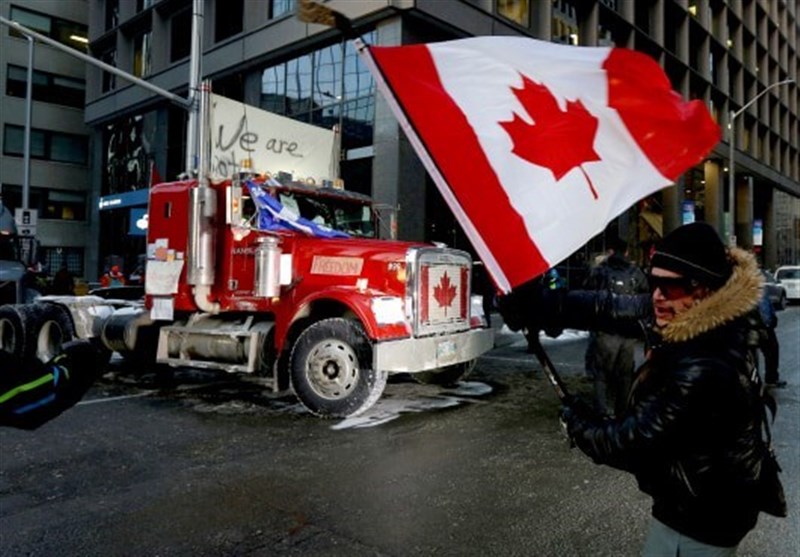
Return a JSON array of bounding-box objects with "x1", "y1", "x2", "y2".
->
[{"x1": 407, "y1": 248, "x2": 471, "y2": 337}]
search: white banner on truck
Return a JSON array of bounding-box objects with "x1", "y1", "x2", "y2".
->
[{"x1": 210, "y1": 94, "x2": 337, "y2": 182}]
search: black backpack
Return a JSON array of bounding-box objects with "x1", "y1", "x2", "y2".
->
[{"x1": 743, "y1": 359, "x2": 787, "y2": 518}]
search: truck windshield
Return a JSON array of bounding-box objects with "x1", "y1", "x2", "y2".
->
[
  {"x1": 240, "y1": 183, "x2": 376, "y2": 238},
  {"x1": 281, "y1": 192, "x2": 374, "y2": 238}
]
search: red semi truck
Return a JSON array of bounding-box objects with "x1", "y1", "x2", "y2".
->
[
  {"x1": 0, "y1": 14, "x2": 493, "y2": 418},
  {"x1": 0, "y1": 172, "x2": 494, "y2": 418}
]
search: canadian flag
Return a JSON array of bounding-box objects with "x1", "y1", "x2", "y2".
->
[{"x1": 361, "y1": 37, "x2": 721, "y2": 293}]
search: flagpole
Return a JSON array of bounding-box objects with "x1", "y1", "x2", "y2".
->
[{"x1": 526, "y1": 334, "x2": 570, "y2": 402}]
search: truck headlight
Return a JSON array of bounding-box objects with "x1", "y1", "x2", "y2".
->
[
  {"x1": 471, "y1": 294, "x2": 488, "y2": 327},
  {"x1": 371, "y1": 296, "x2": 406, "y2": 324}
]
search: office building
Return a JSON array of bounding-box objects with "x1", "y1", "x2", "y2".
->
[
  {"x1": 71, "y1": 1, "x2": 800, "y2": 276},
  {"x1": 0, "y1": 0, "x2": 91, "y2": 279}
]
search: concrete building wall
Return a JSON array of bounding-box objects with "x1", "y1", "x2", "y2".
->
[
  {"x1": 0, "y1": 0, "x2": 93, "y2": 280},
  {"x1": 76, "y1": 0, "x2": 800, "y2": 272}
]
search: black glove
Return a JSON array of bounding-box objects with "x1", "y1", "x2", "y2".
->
[
  {"x1": 496, "y1": 277, "x2": 565, "y2": 333},
  {"x1": 560, "y1": 394, "x2": 597, "y2": 422},
  {"x1": 559, "y1": 395, "x2": 600, "y2": 446}
]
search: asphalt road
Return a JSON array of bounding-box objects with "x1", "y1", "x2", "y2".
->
[{"x1": 1, "y1": 308, "x2": 798, "y2": 556}]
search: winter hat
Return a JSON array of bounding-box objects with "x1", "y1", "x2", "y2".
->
[{"x1": 650, "y1": 222, "x2": 732, "y2": 288}]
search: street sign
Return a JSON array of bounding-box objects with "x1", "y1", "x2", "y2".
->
[{"x1": 14, "y1": 208, "x2": 38, "y2": 227}]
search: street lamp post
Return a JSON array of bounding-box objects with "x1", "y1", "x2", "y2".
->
[{"x1": 727, "y1": 78, "x2": 794, "y2": 246}]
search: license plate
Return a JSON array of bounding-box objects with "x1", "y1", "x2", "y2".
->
[{"x1": 437, "y1": 340, "x2": 457, "y2": 363}]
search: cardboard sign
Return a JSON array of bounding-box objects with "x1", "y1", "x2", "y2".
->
[{"x1": 210, "y1": 94, "x2": 337, "y2": 183}]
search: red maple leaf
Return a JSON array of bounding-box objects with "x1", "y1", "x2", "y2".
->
[
  {"x1": 500, "y1": 74, "x2": 601, "y2": 199},
  {"x1": 433, "y1": 272, "x2": 457, "y2": 315}
]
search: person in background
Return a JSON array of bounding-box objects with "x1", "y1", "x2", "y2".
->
[
  {"x1": 100, "y1": 265, "x2": 126, "y2": 288},
  {"x1": 582, "y1": 237, "x2": 649, "y2": 416},
  {"x1": 51, "y1": 264, "x2": 75, "y2": 295},
  {"x1": 756, "y1": 288, "x2": 785, "y2": 388}
]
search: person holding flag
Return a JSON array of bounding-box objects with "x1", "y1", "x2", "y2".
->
[
  {"x1": 548, "y1": 222, "x2": 786, "y2": 555},
  {"x1": 297, "y1": 2, "x2": 785, "y2": 553}
]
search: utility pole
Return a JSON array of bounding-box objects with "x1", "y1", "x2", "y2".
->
[{"x1": 727, "y1": 78, "x2": 794, "y2": 247}]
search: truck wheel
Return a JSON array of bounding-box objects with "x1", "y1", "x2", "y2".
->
[
  {"x1": 413, "y1": 359, "x2": 477, "y2": 387},
  {"x1": 0, "y1": 305, "x2": 30, "y2": 359},
  {"x1": 28, "y1": 304, "x2": 75, "y2": 363},
  {"x1": 290, "y1": 318, "x2": 387, "y2": 418}
]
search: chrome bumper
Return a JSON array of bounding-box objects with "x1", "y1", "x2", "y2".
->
[{"x1": 373, "y1": 327, "x2": 494, "y2": 373}]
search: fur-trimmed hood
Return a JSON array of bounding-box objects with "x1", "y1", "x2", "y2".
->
[{"x1": 658, "y1": 247, "x2": 763, "y2": 343}]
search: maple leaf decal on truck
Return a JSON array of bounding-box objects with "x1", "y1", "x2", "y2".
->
[
  {"x1": 433, "y1": 271, "x2": 457, "y2": 315},
  {"x1": 501, "y1": 74, "x2": 601, "y2": 199}
]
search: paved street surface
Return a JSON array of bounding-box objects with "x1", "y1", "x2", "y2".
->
[{"x1": 1, "y1": 308, "x2": 798, "y2": 556}]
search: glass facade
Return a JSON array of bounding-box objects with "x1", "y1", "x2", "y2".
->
[
  {"x1": 103, "y1": 113, "x2": 159, "y2": 195},
  {"x1": 260, "y1": 32, "x2": 377, "y2": 151},
  {"x1": 83, "y1": 0, "x2": 800, "y2": 270}
]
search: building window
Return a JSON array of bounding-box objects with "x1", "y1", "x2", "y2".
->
[
  {"x1": 9, "y1": 5, "x2": 88, "y2": 52},
  {"x1": 3, "y1": 125, "x2": 88, "y2": 165},
  {"x1": 136, "y1": 0, "x2": 154, "y2": 12},
  {"x1": 0, "y1": 184, "x2": 86, "y2": 221},
  {"x1": 272, "y1": 0, "x2": 296, "y2": 18},
  {"x1": 3, "y1": 125, "x2": 46, "y2": 158},
  {"x1": 99, "y1": 49, "x2": 117, "y2": 92},
  {"x1": 171, "y1": 8, "x2": 192, "y2": 62},
  {"x1": 498, "y1": 0, "x2": 530, "y2": 26},
  {"x1": 105, "y1": 0, "x2": 119, "y2": 30},
  {"x1": 552, "y1": 0, "x2": 579, "y2": 45},
  {"x1": 44, "y1": 247, "x2": 84, "y2": 278},
  {"x1": 215, "y1": 0, "x2": 243, "y2": 42},
  {"x1": 260, "y1": 32, "x2": 377, "y2": 150},
  {"x1": 6, "y1": 64, "x2": 86, "y2": 108},
  {"x1": 133, "y1": 31, "x2": 152, "y2": 78}
]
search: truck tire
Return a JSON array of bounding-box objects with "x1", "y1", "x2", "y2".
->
[
  {"x1": 289, "y1": 318, "x2": 387, "y2": 418},
  {"x1": 0, "y1": 304, "x2": 33, "y2": 360},
  {"x1": 28, "y1": 304, "x2": 75, "y2": 363},
  {"x1": 413, "y1": 359, "x2": 477, "y2": 387}
]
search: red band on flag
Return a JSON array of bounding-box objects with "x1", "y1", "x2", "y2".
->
[
  {"x1": 604, "y1": 49, "x2": 721, "y2": 181},
  {"x1": 371, "y1": 45, "x2": 548, "y2": 289}
]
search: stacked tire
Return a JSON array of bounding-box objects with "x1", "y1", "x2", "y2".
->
[{"x1": 0, "y1": 303, "x2": 75, "y2": 364}]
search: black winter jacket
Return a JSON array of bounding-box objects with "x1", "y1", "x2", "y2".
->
[{"x1": 562, "y1": 247, "x2": 766, "y2": 547}]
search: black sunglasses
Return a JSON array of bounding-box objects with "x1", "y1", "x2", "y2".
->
[{"x1": 648, "y1": 275, "x2": 697, "y2": 298}]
